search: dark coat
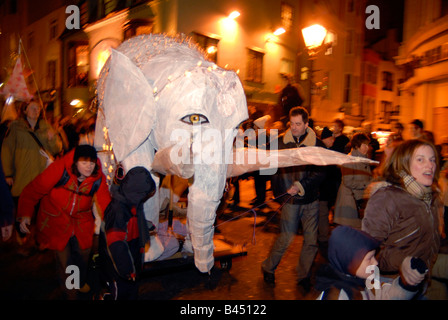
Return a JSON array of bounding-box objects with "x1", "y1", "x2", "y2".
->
[
  {"x1": 104, "y1": 167, "x2": 156, "y2": 280},
  {"x1": 271, "y1": 128, "x2": 326, "y2": 205}
]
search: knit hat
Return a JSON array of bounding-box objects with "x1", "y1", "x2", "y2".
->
[
  {"x1": 328, "y1": 226, "x2": 380, "y2": 276},
  {"x1": 321, "y1": 126, "x2": 333, "y2": 140},
  {"x1": 74, "y1": 144, "x2": 97, "y2": 162}
]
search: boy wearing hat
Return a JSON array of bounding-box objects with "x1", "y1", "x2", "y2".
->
[{"x1": 314, "y1": 226, "x2": 427, "y2": 300}]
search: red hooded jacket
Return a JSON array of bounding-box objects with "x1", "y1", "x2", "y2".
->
[{"x1": 18, "y1": 149, "x2": 111, "y2": 251}]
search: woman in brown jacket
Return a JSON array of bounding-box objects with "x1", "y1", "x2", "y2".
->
[{"x1": 362, "y1": 139, "x2": 447, "y2": 296}]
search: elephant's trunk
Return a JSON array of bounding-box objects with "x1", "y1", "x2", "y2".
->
[
  {"x1": 186, "y1": 127, "x2": 233, "y2": 273},
  {"x1": 187, "y1": 161, "x2": 227, "y2": 273}
]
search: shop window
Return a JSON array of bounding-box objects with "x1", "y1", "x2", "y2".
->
[{"x1": 68, "y1": 42, "x2": 89, "y2": 87}]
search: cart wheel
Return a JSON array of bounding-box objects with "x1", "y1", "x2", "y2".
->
[{"x1": 220, "y1": 259, "x2": 232, "y2": 271}]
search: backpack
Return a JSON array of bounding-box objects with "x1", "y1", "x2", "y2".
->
[{"x1": 55, "y1": 168, "x2": 101, "y2": 197}]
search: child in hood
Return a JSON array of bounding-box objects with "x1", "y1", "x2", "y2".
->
[
  {"x1": 102, "y1": 166, "x2": 156, "y2": 299},
  {"x1": 315, "y1": 226, "x2": 427, "y2": 300}
]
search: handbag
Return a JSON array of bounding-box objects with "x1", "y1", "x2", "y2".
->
[{"x1": 28, "y1": 130, "x2": 54, "y2": 167}]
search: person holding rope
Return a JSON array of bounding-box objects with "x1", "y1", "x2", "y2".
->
[{"x1": 261, "y1": 106, "x2": 326, "y2": 293}]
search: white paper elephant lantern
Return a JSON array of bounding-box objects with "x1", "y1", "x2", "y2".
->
[
  {"x1": 95, "y1": 33, "x2": 378, "y2": 273},
  {"x1": 95, "y1": 34, "x2": 248, "y2": 273}
]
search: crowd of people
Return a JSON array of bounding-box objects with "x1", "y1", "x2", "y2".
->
[
  {"x1": 1, "y1": 96, "x2": 448, "y2": 300},
  {"x1": 252, "y1": 103, "x2": 448, "y2": 300}
]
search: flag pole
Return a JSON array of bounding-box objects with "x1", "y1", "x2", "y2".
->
[{"x1": 18, "y1": 37, "x2": 46, "y2": 120}]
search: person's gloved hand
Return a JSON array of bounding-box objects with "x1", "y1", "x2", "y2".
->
[{"x1": 399, "y1": 256, "x2": 427, "y2": 290}]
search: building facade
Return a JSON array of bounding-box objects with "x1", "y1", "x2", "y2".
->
[
  {"x1": 361, "y1": 29, "x2": 403, "y2": 132},
  {"x1": 1, "y1": 0, "x2": 393, "y2": 131},
  {"x1": 396, "y1": 0, "x2": 448, "y2": 143}
]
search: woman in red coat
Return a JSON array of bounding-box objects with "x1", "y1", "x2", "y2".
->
[{"x1": 17, "y1": 145, "x2": 111, "y2": 298}]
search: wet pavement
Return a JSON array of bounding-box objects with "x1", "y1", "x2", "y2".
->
[{"x1": 0, "y1": 177, "x2": 328, "y2": 301}]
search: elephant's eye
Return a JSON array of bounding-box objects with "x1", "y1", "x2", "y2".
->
[{"x1": 181, "y1": 114, "x2": 209, "y2": 125}]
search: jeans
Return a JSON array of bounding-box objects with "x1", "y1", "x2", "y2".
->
[{"x1": 262, "y1": 200, "x2": 319, "y2": 280}]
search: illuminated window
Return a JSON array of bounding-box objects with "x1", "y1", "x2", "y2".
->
[
  {"x1": 324, "y1": 31, "x2": 336, "y2": 55},
  {"x1": 246, "y1": 48, "x2": 264, "y2": 83},
  {"x1": 68, "y1": 42, "x2": 89, "y2": 87},
  {"x1": 123, "y1": 19, "x2": 154, "y2": 40},
  {"x1": 281, "y1": 2, "x2": 294, "y2": 32},
  {"x1": 192, "y1": 32, "x2": 220, "y2": 63},
  {"x1": 280, "y1": 58, "x2": 294, "y2": 76}
]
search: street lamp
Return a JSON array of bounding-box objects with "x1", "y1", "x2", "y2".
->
[
  {"x1": 301, "y1": 24, "x2": 327, "y2": 54},
  {"x1": 228, "y1": 11, "x2": 240, "y2": 20},
  {"x1": 301, "y1": 24, "x2": 328, "y2": 116}
]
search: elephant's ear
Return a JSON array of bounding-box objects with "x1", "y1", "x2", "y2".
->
[{"x1": 103, "y1": 49, "x2": 155, "y2": 162}]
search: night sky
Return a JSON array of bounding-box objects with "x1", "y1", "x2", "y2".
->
[{"x1": 364, "y1": 0, "x2": 405, "y2": 45}]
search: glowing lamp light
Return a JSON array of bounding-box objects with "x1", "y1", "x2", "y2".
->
[
  {"x1": 6, "y1": 95, "x2": 14, "y2": 105},
  {"x1": 228, "y1": 11, "x2": 240, "y2": 20},
  {"x1": 70, "y1": 99, "x2": 81, "y2": 106},
  {"x1": 97, "y1": 49, "x2": 111, "y2": 78},
  {"x1": 273, "y1": 28, "x2": 286, "y2": 36},
  {"x1": 207, "y1": 46, "x2": 217, "y2": 54},
  {"x1": 301, "y1": 24, "x2": 327, "y2": 50}
]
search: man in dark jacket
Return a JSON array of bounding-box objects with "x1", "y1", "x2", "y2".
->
[
  {"x1": 262, "y1": 107, "x2": 326, "y2": 293},
  {"x1": 103, "y1": 166, "x2": 156, "y2": 299}
]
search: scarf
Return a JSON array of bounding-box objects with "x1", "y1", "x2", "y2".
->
[{"x1": 399, "y1": 171, "x2": 433, "y2": 206}]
